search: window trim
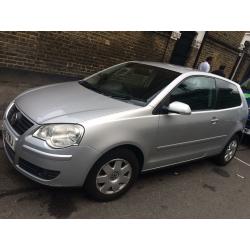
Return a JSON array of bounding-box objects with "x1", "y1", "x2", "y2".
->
[
  {"x1": 191, "y1": 104, "x2": 244, "y2": 114},
  {"x1": 153, "y1": 75, "x2": 217, "y2": 114}
]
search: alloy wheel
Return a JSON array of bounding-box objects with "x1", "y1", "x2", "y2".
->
[
  {"x1": 224, "y1": 139, "x2": 238, "y2": 162},
  {"x1": 96, "y1": 158, "x2": 132, "y2": 195}
]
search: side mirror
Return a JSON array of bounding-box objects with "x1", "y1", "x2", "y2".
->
[{"x1": 164, "y1": 101, "x2": 191, "y2": 115}]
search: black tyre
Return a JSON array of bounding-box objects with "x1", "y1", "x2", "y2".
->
[
  {"x1": 214, "y1": 135, "x2": 239, "y2": 166},
  {"x1": 84, "y1": 148, "x2": 139, "y2": 201}
]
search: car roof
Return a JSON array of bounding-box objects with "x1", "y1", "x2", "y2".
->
[
  {"x1": 131, "y1": 60, "x2": 240, "y2": 87},
  {"x1": 132, "y1": 61, "x2": 197, "y2": 74}
]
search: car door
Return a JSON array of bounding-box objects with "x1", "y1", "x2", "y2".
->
[{"x1": 147, "y1": 75, "x2": 226, "y2": 170}]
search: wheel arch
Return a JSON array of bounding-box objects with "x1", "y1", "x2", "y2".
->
[
  {"x1": 88, "y1": 143, "x2": 145, "y2": 176},
  {"x1": 235, "y1": 130, "x2": 243, "y2": 141},
  {"x1": 102, "y1": 144, "x2": 144, "y2": 169},
  {"x1": 83, "y1": 143, "x2": 145, "y2": 189}
]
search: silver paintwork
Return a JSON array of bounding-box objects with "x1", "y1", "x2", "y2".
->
[
  {"x1": 2, "y1": 61, "x2": 249, "y2": 187},
  {"x1": 22, "y1": 144, "x2": 72, "y2": 160},
  {"x1": 96, "y1": 159, "x2": 132, "y2": 194}
]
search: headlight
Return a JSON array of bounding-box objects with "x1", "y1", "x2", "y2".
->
[{"x1": 33, "y1": 124, "x2": 84, "y2": 148}]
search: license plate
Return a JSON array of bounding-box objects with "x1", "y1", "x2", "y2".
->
[{"x1": 3, "y1": 126, "x2": 16, "y2": 150}]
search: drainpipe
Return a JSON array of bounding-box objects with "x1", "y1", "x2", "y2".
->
[{"x1": 231, "y1": 52, "x2": 244, "y2": 81}]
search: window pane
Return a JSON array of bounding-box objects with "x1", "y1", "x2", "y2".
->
[
  {"x1": 216, "y1": 79, "x2": 242, "y2": 109},
  {"x1": 169, "y1": 76, "x2": 216, "y2": 111}
]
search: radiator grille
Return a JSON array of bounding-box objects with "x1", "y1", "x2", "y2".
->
[{"x1": 7, "y1": 104, "x2": 34, "y2": 135}]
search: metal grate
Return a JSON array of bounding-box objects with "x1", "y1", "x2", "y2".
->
[{"x1": 7, "y1": 104, "x2": 34, "y2": 135}]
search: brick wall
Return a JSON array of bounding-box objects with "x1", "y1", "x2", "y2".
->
[
  {"x1": 207, "y1": 31, "x2": 245, "y2": 49},
  {"x1": 0, "y1": 31, "x2": 249, "y2": 82},
  {"x1": 0, "y1": 31, "x2": 171, "y2": 77},
  {"x1": 195, "y1": 32, "x2": 246, "y2": 78},
  {"x1": 196, "y1": 38, "x2": 239, "y2": 78}
]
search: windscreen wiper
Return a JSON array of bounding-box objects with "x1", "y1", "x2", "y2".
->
[
  {"x1": 110, "y1": 93, "x2": 144, "y2": 103},
  {"x1": 78, "y1": 80, "x2": 110, "y2": 96},
  {"x1": 79, "y1": 80, "x2": 144, "y2": 103},
  {"x1": 78, "y1": 80, "x2": 101, "y2": 93}
]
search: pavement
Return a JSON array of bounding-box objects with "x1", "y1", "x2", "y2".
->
[{"x1": 0, "y1": 135, "x2": 250, "y2": 219}]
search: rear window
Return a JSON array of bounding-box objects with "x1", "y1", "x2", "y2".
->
[{"x1": 216, "y1": 79, "x2": 242, "y2": 109}]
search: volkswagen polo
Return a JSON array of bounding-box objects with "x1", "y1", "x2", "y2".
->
[{"x1": 2, "y1": 61, "x2": 249, "y2": 201}]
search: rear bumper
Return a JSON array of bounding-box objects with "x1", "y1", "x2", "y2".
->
[
  {"x1": 244, "y1": 112, "x2": 250, "y2": 133},
  {"x1": 244, "y1": 110, "x2": 250, "y2": 134},
  {"x1": 244, "y1": 127, "x2": 250, "y2": 135}
]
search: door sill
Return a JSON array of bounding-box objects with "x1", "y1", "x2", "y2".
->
[{"x1": 142, "y1": 154, "x2": 206, "y2": 173}]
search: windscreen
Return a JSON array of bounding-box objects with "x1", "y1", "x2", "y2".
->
[{"x1": 80, "y1": 63, "x2": 180, "y2": 106}]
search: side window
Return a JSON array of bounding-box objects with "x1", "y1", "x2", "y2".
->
[
  {"x1": 169, "y1": 76, "x2": 216, "y2": 111},
  {"x1": 216, "y1": 79, "x2": 242, "y2": 109}
]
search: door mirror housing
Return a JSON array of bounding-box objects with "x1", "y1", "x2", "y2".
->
[{"x1": 164, "y1": 101, "x2": 191, "y2": 115}]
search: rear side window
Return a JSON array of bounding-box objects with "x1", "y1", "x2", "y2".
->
[
  {"x1": 216, "y1": 79, "x2": 242, "y2": 109},
  {"x1": 169, "y1": 76, "x2": 216, "y2": 111}
]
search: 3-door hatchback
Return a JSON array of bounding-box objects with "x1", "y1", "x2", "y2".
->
[{"x1": 2, "y1": 61, "x2": 249, "y2": 201}]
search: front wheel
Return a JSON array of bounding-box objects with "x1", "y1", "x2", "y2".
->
[
  {"x1": 214, "y1": 135, "x2": 239, "y2": 166},
  {"x1": 84, "y1": 148, "x2": 139, "y2": 201}
]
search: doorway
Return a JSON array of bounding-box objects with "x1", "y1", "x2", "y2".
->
[{"x1": 170, "y1": 31, "x2": 197, "y2": 66}]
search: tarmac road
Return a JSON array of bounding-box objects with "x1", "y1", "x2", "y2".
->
[{"x1": 0, "y1": 136, "x2": 250, "y2": 219}]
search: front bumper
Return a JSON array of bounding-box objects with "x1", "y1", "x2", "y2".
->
[{"x1": 2, "y1": 116, "x2": 98, "y2": 187}]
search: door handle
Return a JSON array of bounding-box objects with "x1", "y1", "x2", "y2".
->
[{"x1": 211, "y1": 117, "x2": 219, "y2": 124}]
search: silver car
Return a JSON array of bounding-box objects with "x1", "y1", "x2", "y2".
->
[{"x1": 2, "y1": 61, "x2": 249, "y2": 201}]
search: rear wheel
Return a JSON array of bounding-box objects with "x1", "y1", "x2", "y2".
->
[
  {"x1": 84, "y1": 148, "x2": 139, "y2": 201},
  {"x1": 214, "y1": 135, "x2": 239, "y2": 166}
]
